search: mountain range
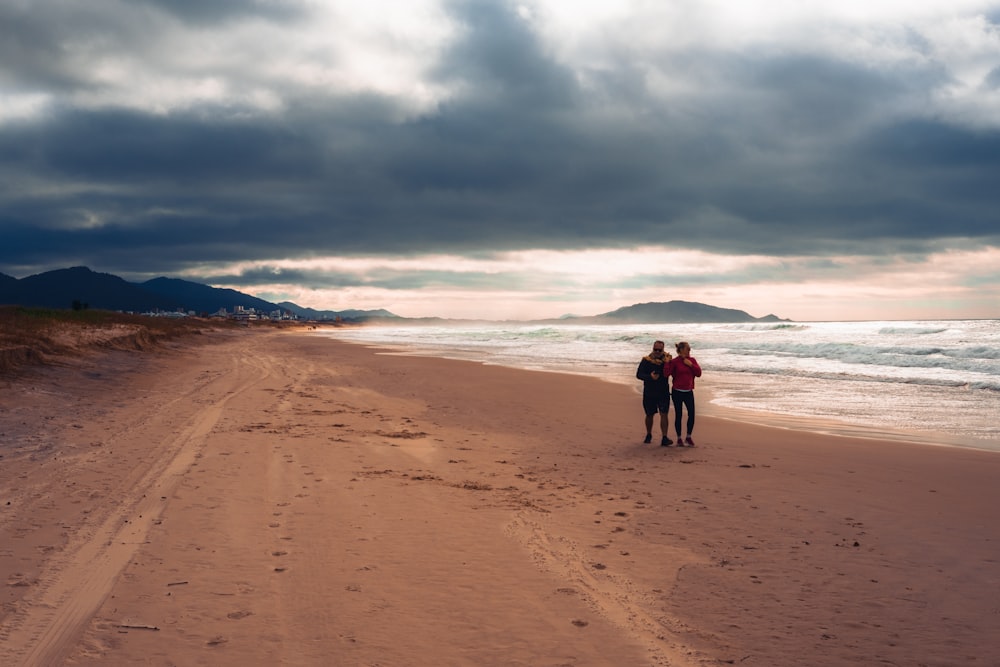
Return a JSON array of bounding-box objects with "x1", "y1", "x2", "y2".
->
[
  {"x1": 0, "y1": 266, "x2": 390, "y2": 321},
  {"x1": 0, "y1": 267, "x2": 786, "y2": 323}
]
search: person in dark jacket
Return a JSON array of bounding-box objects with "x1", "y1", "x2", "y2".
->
[{"x1": 636, "y1": 340, "x2": 673, "y2": 446}]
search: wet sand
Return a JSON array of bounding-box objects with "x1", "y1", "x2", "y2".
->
[{"x1": 2, "y1": 329, "x2": 999, "y2": 666}]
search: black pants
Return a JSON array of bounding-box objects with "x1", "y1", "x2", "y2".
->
[{"x1": 672, "y1": 390, "x2": 695, "y2": 436}]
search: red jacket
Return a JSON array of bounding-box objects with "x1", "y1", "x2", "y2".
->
[{"x1": 667, "y1": 356, "x2": 702, "y2": 391}]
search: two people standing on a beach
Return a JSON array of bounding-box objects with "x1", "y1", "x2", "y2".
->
[{"x1": 636, "y1": 340, "x2": 702, "y2": 447}]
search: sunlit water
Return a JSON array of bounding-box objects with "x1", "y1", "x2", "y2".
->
[{"x1": 316, "y1": 320, "x2": 1000, "y2": 451}]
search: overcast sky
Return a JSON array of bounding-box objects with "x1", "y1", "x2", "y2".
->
[{"x1": 2, "y1": 0, "x2": 999, "y2": 320}]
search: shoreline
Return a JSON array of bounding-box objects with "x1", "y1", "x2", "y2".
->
[
  {"x1": 322, "y1": 334, "x2": 999, "y2": 454},
  {"x1": 3, "y1": 328, "x2": 999, "y2": 665}
]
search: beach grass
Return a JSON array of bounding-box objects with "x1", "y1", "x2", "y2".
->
[{"x1": 0, "y1": 306, "x2": 235, "y2": 373}]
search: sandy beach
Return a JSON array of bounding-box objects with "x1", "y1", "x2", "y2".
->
[{"x1": 2, "y1": 328, "x2": 999, "y2": 666}]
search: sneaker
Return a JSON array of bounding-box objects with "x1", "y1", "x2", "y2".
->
[
  {"x1": 685, "y1": 436, "x2": 695, "y2": 447},
  {"x1": 660, "y1": 436, "x2": 673, "y2": 447},
  {"x1": 643, "y1": 434, "x2": 652, "y2": 444}
]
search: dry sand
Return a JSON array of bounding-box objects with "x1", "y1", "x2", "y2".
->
[{"x1": 1, "y1": 329, "x2": 999, "y2": 666}]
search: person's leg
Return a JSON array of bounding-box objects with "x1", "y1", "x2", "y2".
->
[
  {"x1": 686, "y1": 393, "x2": 696, "y2": 436},
  {"x1": 658, "y1": 396, "x2": 672, "y2": 445},
  {"x1": 672, "y1": 392, "x2": 684, "y2": 440},
  {"x1": 658, "y1": 412, "x2": 672, "y2": 444},
  {"x1": 643, "y1": 395, "x2": 655, "y2": 442},
  {"x1": 678, "y1": 391, "x2": 695, "y2": 445}
]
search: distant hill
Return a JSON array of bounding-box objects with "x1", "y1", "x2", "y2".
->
[
  {"x1": 277, "y1": 302, "x2": 398, "y2": 321},
  {"x1": 1, "y1": 266, "x2": 180, "y2": 312},
  {"x1": 0, "y1": 272, "x2": 21, "y2": 307},
  {"x1": 142, "y1": 277, "x2": 284, "y2": 315},
  {"x1": 0, "y1": 267, "x2": 398, "y2": 321},
  {"x1": 571, "y1": 300, "x2": 785, "y2": 324}
]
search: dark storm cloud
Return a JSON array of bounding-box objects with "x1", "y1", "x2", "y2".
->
[
  {"x1": 2, "y1": 0, "x2": 999, "y2": 280},
  {"x1": 139, "y1": 0, "x2": 307, "y2": 26},
  {"x1": 206, "y1": 265, "x2": 530, "y2": 291},
  {"x1": 3, "y1": 108, "x2": 323, "y2": 184},
  {"x1": 207, "y1": 268, "x2": 366, "y2": 289},
  {"x1": 433, "y1": 0, "x2": 579, "y2": 109},
  {"x1": 0, "y1": 4, "x2": 97, "y2": 91}
]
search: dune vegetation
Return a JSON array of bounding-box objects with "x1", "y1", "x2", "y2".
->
[{"x1": 0, "y1": 306, "x2": 233, "y2": 373}]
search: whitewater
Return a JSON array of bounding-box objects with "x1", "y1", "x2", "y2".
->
[{"x1": 317, "y1": 319, "x2": 1000, "y2": 451}]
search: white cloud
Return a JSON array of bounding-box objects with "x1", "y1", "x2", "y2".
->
[
  {"x1": 526, "y1": 0, "x2": 1000, "y2": 128},
  {"x1": 0, "y1": 91, "x2": 51, "y2": 123}
]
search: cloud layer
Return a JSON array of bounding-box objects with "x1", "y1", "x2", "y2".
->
[{"x1": 2, "y1": 0, "x2": 999, "y2": 318}]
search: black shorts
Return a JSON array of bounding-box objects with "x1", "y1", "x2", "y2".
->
[{"x1": 642, "y1": 393, "x2": 670, "y2": 416}]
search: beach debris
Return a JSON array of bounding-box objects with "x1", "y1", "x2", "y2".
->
[
  {"x1": 118, "y1": 623, "x2": 159, "y2": 631},
  {"x1": 7, "y1": 573, "x2": 36, "y2": 587},
  {"x1": 375, "y1": 429, "x2": 428, "y2": 439},
  {"x1": 457, "y1": 480, "x2": 492, "y2": 491}
]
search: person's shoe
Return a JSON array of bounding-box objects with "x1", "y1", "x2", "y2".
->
[
  {"x1": 685, "y1": 436, "x2": 695, "y2": 447},
  {"x1": 660, "y1": 436, "x2": 672, "y2": 447},
  {"x1": 643, "y1": 434, "x2": 652, "y2": 444}
]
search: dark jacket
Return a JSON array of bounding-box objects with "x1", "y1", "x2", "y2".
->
[{"x1": 636, "y1": 354, "x2": 670, "y2": 396}]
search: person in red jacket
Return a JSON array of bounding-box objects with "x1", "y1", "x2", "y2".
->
[{"x1": 667, "y1": 341, "x2": 702, "y2": 446}]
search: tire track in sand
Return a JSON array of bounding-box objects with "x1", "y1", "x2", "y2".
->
[
  {"x1": 506, "y1": 513, "x2": 703, "y2": 667},
  {"x1": 0, "y1": 342, "x2": 272, "y2": 667}
]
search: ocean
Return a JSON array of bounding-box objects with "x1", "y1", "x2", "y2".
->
[{"x1": 316, "y1": 319, "x2": 1000, "y2": 452}]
